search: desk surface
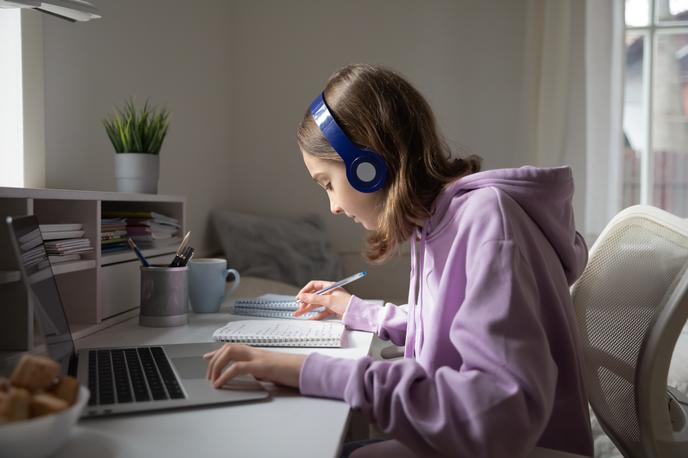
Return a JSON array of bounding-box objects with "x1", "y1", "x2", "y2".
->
[{"x1": 56, "y1": 277, "x2": 374, "y2": 458}]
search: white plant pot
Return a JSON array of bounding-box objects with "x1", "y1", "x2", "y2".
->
[{"x1": 114, "y1": 153, "x2": 159, "y2": 194}]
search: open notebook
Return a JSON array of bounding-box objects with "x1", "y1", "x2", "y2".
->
[{"x1": 212, "y1": 319, "x2": 344, "y2": 347}]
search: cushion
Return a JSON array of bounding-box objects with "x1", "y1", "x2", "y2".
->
[{"x1": 211, "y1": 209, "x2": 342, "y2": 288}]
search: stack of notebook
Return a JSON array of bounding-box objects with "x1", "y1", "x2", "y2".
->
[
  {"x1": 232, "y1": 294, "x2": 324, "y2": 320},
  {"x1": 39, "y1": 223, "x2": 93, "y2": 263},
  {"x1": 232, "y1": 294, "x2": 385, "y2": 321},
  {"x1": 102, "y1": 211, "x2": 181, "y2": 250},
  {"x1": 100, "y1": 218, "x2": 128, "y2": 253}
]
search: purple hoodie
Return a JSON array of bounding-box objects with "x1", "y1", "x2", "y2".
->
[{"x1": 299, "y1": 166, "x2": 594, "y2": 457}]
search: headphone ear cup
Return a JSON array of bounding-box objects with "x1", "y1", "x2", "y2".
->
[
  {"x1": 309, "y1": 93, "x2": 388, "y2": 193},
  {"x1": 347, "y1": 151, "x2": 388, "y2": 193}
]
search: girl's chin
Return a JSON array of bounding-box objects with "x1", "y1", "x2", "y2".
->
[{"x1": 360, "y1": 221, "x2": 377, "y2": 231}]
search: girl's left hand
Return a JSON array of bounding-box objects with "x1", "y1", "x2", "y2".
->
[{"x1": 204, "y1": 344, "x2": 307, "y2": 389}]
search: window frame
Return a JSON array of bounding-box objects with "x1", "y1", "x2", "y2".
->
[{"x1": 624, "y1": 0, "x2": 688, "y2": 206}]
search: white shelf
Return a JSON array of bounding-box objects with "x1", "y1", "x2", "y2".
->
[
  {"x1": 0, "y1": 186, "x2": 184, "y2": 202},
  {"x1": 28, "y1": 260, "x2": 96, "y2": 283},
  {"x1": 52, "y1": 259, "x2": 96, "y2": 276},
  {"x1": 0, "y1": 186, "x2": 185, "y2": 352},
  {"x1": 100, "y1": 245, "x2": 178, "y2": 265},
  {"x1": 0, "y1": 270, "x2": 21, "y2": 285}
]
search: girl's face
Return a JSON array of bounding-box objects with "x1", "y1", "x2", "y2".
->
[{"x1": 301, "y1": 150, "x2": 383, "y2": 230}]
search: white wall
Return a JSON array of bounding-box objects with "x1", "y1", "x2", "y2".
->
[{"x1": 43, "y1": 0, "x2": 528, "y2": 300}]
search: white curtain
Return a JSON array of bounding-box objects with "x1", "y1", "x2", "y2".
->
[
  {"x1": 520, "y1": 0, "x2": 625, "y2": 242},
  {"x1": 520, "y1": 0, "x2": 587, "y2": 231},
  {"x1": 584, "y1": 0, "x2": 625, "y2": 241}
]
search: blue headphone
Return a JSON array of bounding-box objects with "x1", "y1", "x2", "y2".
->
[{"x1": 309, "y1": 93, "x2": 388, "y2": 193}]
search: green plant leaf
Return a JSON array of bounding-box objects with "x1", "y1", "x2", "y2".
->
[{"x1": 102, "y1": 97, "x2": 170, "y2": 154}]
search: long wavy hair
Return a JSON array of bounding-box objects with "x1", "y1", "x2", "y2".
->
[{"x1": 297, "y1": 64, "x2": 482, "y2": 264}]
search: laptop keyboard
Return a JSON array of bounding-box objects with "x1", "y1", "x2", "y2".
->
[{"x1": 87, "y1": 347, "x2": 186, "y2": 406}]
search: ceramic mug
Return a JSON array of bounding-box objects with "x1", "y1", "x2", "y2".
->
[{"x1": 188, "y1": 258, "x2": 240, "y2": 313}]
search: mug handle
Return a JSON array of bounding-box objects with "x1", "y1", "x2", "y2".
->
[{"x1": 225, "y1": 268, "x2": 241, "y2": 297}]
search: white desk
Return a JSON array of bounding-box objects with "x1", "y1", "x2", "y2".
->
[
  {"x1": 51, "y1": 276, "x2": 591, "y2": 458},
  {"x1": 56, "y1": 277, "x2": 375, "y2": 458}
]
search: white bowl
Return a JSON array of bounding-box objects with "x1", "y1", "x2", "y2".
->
[{"x1": 0, "y1": 386, "x2": 90, "y2": 458}]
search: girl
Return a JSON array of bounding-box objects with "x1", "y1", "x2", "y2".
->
[{"x1": 204, "y1": 64, "x2": 594, "y2": 457}]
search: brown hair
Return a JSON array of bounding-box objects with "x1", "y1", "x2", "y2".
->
[{"x1": 297, "y1": 64, "x2": 481, "y2": 264}]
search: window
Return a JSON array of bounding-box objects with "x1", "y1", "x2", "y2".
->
[
  {"x1": 623, "y1": 0, "x2": 688, "y2": 215},
  {"x1": 0, "y1": 9, "x2": 23, "y2": 187}
]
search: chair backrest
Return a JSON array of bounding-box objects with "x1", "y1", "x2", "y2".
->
[{"x1": 571, "y1": 205, "x2": 688, "y2": 458}]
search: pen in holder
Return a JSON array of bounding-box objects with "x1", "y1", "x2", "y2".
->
[{"x1": 139, "y1": 264, "x2": 189, "y2": 327}]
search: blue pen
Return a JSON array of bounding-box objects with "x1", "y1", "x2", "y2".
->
[
  {"x1": 127, "y1": 238, "x2": 150, "y2": 267},
  {"x1": 296, "y1": 271, "x2": 367, "y2": 303}
]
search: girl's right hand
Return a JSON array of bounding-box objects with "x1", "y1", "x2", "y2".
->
[{"x1": 293, "y1": 280, "x2": 352, "y2": 320}]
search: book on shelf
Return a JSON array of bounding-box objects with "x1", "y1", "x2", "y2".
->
[
  {"x1": 101, "y1": 217, "x2": 127, "y2": 228},
  {"x1": 129, "y1": 237, "x2": 181, "y2": 249},
  {"x1": 41, "y1": 230, "x2": 85, "y2": 240},
  {"x1": 100, "y1": 211, "x2": 180, "y2": 253},
  {"x1": 35, "y1": 223, "x2": 94, "y2": 260},
  {"x1": 48, "y1": 254, "x2": 82, "y2": 264},
  {"x1": 101, "y1": 211, "x2": 180, "y2": 227},
  {"x1": 101, "y1": 230, "x2": 127, "y2": 239},
  {"x1": 101, "y1": 244, "x2": 128, "y2": 253},
  {"x1": 44, "y1": 238, "x2": 91, "y2": 248},
  {"x1": 127, "y1": 223, "x2": 178, "y2": 235},
  {"x1": 39, "y1": 223, "x2": 83, "y2": 232},
  {"x1": 100, "y1": 237, "x2": 128, "y2": 253}
]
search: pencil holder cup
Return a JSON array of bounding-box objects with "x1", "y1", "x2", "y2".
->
[{"x1": 139, "y1": 264, "x2": 189, "y2": 327}]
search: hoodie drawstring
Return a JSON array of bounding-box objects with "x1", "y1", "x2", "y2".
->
[
  {"x1": 405, "y1": 227, "x2": 427, "y2": 359},
  {"x1": 416, "y1": 227, "x2": 427, "y2": 358}
]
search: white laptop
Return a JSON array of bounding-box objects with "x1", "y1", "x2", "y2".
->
[{"x1": 6, "y1": 215, "x2": 269, "y2": 418}]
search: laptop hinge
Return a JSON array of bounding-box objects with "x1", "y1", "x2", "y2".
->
[{"x1": 68, "y1": 351, "x2": 78, "y2": 377}]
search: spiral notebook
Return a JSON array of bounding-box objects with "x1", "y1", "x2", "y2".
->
[
  {"x1": 232, "y1": 294, "x2": 325, "y2": 320},
  {"x1": 212, "y1": 319, "x2": 344, "y2": 347}
]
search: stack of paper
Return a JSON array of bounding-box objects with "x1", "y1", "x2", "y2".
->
[
  {"x1": 44, "y1": 238, "x2": 93, "y2": 256},
  {"x1": 102, "y1": 211, "x2": 181, "y2": 250},
  {"x1": 39, "y1": 223, "x2": 84, "y2": 240},
  {"x1": 39, "y1": 223, "x2": 93, "y2": 264},
  {"x1": 100, "y1": 217, "x2": 128, "y2": 253}
]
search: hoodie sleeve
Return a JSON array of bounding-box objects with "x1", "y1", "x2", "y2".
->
[
  {"x1": 342, "y1": 296, "x2": 408, "y2": 346},
  {"x1": 300, "y1": 240, "x2": 558, "y2": 458}
]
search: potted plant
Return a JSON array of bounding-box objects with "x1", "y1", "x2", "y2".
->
[{"x1": 103, "y1": 98, "x2": 170, "y2": 194}]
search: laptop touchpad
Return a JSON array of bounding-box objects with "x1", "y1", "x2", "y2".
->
[
  {"x1": 171, "y1": 356, "x2": 264, "y2": 390},
  {"x1": 172, "y1": 356, "x2": 208, "y2": 379}
]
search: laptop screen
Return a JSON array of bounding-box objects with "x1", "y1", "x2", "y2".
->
[{"x1": 6, "y1": 215, "x2": 76, "y2": 374}]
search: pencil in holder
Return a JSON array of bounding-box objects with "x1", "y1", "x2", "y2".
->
[{"x1": 139, "y1": 264, "x2": 189, "y2": 327}]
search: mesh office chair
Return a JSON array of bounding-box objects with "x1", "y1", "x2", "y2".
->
[{"x1": 571, "y1": 205, "x2": 688, "y2": 458}]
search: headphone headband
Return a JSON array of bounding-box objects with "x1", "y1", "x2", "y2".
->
[{"x1": 309, "y1": 93, "x2": 387, "y2": 193}]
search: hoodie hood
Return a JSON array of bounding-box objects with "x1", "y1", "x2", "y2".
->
[{"x1": 426, "y1": 166, "x2": 587, "y2": 284}]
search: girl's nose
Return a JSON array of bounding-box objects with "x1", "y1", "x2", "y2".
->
[{"x1": 330, "y1": 201, "x2": 343, "y2": 215}]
